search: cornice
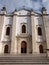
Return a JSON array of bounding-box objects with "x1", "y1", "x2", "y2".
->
[
  {"x1": 0, "y1": 12, "x2": 49, "y2": 17},
  {"x1": 16, "y1": 34, "x2": 32, "y2": 38},
  {"x1": 2, "y1": 41, "x2": 11, "y2": 43}
]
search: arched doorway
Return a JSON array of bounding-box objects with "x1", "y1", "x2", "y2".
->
[
  {"x1": 21, "y1": 41, "x2": 27, "y2": 53},
  {"x1": 4, "y1": 45, "x2": 9, "y2": 53},
  {"x1": 39, "y1": 45, "x2": 44, "y2": 53}
]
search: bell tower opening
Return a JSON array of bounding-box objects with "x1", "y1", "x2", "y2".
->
[{"x1": 21, "y1": 41, "x2": 27, "y2": 53}]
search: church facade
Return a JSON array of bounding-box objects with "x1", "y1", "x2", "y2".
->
[{"x1": 0, "y1": 7, "x2": 49, "y2": 57}]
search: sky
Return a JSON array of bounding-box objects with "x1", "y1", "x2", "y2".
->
[
  {"x1": 0, "y1": 0, "x2": 48, "y2": 13},
  {"x1": 43, "y1": 0, "x2": 49, "y2": 14}
]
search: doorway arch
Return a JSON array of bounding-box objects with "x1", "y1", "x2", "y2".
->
[
  {"x1": 39, "y1": 45, "x2": 44, "y2": 53},
  {"x1": 21, "y1": 41, "x2": 27, "y2": 53},
  {"x1": 4, "y1": 45, "x2": 9, "y2": 53}
]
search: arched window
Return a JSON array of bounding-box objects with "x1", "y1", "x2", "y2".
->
[
  {"x1": 22, "y1": 25, "x2": 26, "y2": 33},
  {"x1": 38, "y1": 27, "x2": 42, "y2": 36},
  {"x1": 39, "y1": 45, "x2": 44, "y2": 53},
  {"x1": 6, "y1": 27, "x2": 10, "y2": 35},
  {"x1": 4, "y1": 45, "x2": 8, "y2": 53}
]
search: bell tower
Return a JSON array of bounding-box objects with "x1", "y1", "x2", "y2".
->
[{"x1": 42, "y1": 7, "x2": 49, "y2": 57}]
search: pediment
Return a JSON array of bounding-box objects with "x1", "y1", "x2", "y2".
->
[{"x1": 17, "y1": 9, "x2": 31, "y2": 15}]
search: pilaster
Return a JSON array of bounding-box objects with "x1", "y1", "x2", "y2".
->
[
  {"x1": 0, "y1": 15, "x2": 5, "y2": 54},
  {"x1": 31, "y1": 12, "x2": 37, "y2": 54},
  {"x1": 42, "y1": 7, "x2": 49, "y2": 57},
  {"x1": 11, "y1": 13, "x2": 17, "y2": 54}
]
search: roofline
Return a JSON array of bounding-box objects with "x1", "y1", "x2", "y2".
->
[
  {"x1": 0, "y1": 8, "x2": 49, "y2": 16},
  {"x1": 15, "y1": 8, "x2": 31, "y2": 12}
]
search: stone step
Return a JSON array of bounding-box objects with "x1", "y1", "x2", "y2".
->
[
  {"x1": 0, "y1": 61, "x2": 49, "y2": 64},
  {"x1": 0, "y1": 57, "x2": 49, "y2": 61},
  {"x1": 0, "y1": 53, "x2": 46, "y2": 57},
  {"x1": 0, "y1": 54, "x2": 49, "y2": 64},
  {"x1": 0, "y1": 57, "x2": 49, "y2": 60},
  {"x1": 0, "y1": 60, "x2": 48, "y2": 62}
]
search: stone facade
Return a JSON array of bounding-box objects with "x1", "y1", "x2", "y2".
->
[{"x1": 0, "y1": 7, "x2": 49, "y2": 57}]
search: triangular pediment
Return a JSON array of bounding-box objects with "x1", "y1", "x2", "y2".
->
[{"x1": 17, "y1": 9, "x2": 31, "y2": 15}]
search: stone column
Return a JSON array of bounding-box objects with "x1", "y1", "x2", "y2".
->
[
  {"x1": 0, "y1": 15, "x2": 5, "y2": 54},
  {"x1": 11, "y1": 11, "x2": 17, "y2": 54},
  {"x1": 0, "y1": 7, "x2": 7, "y2": 54},
  {"x1": 31, "y1": 11, "x2": 37, "y2": 54}
]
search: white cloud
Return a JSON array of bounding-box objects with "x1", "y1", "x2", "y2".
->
[
  {"x1": 0, "y1": 0, "x2": 44, "y2": 13},
  {"x1": 43, "y1": 0, "x2": 48, "y2": 2}
]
